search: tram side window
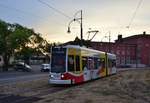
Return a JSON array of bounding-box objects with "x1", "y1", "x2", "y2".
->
[
  {"x1": 82, "y1": 57, "x2": 88, "y2": 70},
  {"x1": 112, "y1": 60, "x2": 116, "y2": 67},
  {"x1": 95, "y1": 58, "x2": 101, "y2": 69},
  {"x1": 76, "y1": 56, "x2": 80, "y2": 71},
  {"x1": 88, "y1": 58, "x2": 93, "y2": 70},
  {"x1": 108, "y1": 59, "x2": 116, "y2": 68},
  {"x1": 108, "y1": 59, "x2": 113, "y2": 68},
  {"x1": 94, "y1": 58, "x2": 98, "y2": 69},
  {"x1": 68, "y1": 55, "x2": 74, "y2": 71}
]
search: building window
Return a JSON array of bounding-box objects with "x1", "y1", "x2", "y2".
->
[
  {"x1": 117, "y1": 50, "x2": 120, "y2": 55},
  {"x1": 127, "y1": 50, "x2": 130, "y2": 55},
  {"x1": 137, "y1": 58, "x2": 141, "y2": 64},
  {"x1": 126, "y1": 57, "x2": 130, "y2": 64},
  {"x1": 145, "y1": 44, "x2": 149, "y2": 47},
  {"x1": 111, "y1": 50, "x2": 114, "y2": 54},
  {"x1": 121, "y1": 57, "x2": 125, "y2": 65},
  {"x1": 122, "y1": 51, "x2": 125, "y2": 55},
  {"x1": 116, "y1": 57, "x2": 120, "y2": 65}
]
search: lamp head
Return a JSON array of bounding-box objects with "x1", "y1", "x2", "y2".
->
[{"x1": 67, "y1": 27, "x2": 71, "y2": 33}]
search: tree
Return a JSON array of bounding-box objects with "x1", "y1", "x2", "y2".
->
[
  {"x1": 0, "y1": 20, "x2": 33, "y2": 71},
  {"x1": 0, "y1": 20, "x2": 13, "y2": 71},
  {"x1": 0, "y1": 20, "x2": 41, "y2": 71},
  {"x1": 0, "y1": 19, "x2": 53, "y2": 71},
  {"x1": 15, "y1": 32, "x2": 49, "y2": 64}
]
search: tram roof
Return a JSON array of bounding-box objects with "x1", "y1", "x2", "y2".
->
[
  {"x1": 66, "y1": 45, "x2": 116, "y2": 58},
  {"x1": 55, "y1": 45, "x2": 116, "y2": 58},
  {"x1": 64, "y1": 45, "x2": 104, "y2": 53}
]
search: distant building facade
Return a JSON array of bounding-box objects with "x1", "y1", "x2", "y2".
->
[
  {"x1": 0, "y1": 55, "x2": 4, "y2": 67},
  {"x1": 90, "y1": 32, "x2": 150, "y2": 67}
]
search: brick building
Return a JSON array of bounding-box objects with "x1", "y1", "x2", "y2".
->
[{"x1": 90, "y1": 32, "x2": 150, "y2": 67}]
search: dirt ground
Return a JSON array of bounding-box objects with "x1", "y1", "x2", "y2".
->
[
  {"x1": 36, "y1": 69, "x2": 150, "y2": 103},
  {"x1": 0, "y1": 69, "x2": 150, "y2": 103}
]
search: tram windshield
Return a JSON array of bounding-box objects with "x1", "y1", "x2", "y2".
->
[{"x1": 51, "y1": 48, "x2": 66, "y2": 73}]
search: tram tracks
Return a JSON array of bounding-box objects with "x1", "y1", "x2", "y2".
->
[
  {"x1": 0, "y1": 85, "x2": 67, "y2": 103},
  {"x1": 0, "y1": 75, "x2": 69, "y2": 103},
  {"x1": 15, "y1": 86, "x2": 66, "y2": 103}
]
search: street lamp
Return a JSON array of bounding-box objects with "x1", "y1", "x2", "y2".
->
[{"x1": 67, "y1": 10, "x2": 83, "y2": 46}]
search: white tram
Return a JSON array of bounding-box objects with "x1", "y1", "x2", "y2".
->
[{"x1": 49, "y1": 45, "x2": 116, "y2": 84}]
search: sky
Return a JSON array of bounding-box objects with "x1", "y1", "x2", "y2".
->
[{"x1": 0, "y1": 0, "x2": 150, "y2": 43}]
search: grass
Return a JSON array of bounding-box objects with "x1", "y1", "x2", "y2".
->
[{"x1": 0, "y1": 69, "x2": 150, "y2": 103}]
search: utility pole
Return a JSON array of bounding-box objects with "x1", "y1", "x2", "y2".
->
[
  {"x1": 80, "y1": 10, "x2": 83, "y2": 46},
  {"x1": 67, "y1": 10, "x2": 83, "y2": 46},
  {"x1": 108, "y1": 31, "x2": 111, "y2": 53}
]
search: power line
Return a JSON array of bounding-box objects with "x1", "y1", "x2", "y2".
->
[
  {"x1": 126, "y1": 0, "x2": 143, "y2": 28},
  {"x1": 0, "y1": 3, "x2": 65, "y2": 26},
  {"x1": 0, "y1": 3, "x2": 47, "y2": 21},
  {"x1": 37, "y1": 0, "x2": 71, "y2": 19}
]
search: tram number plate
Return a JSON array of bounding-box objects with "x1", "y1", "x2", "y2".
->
[{"x1": 53, "y1": 74, "x2": 61, "y2": 79}]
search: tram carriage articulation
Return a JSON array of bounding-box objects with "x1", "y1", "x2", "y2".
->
[{"x1": 49, "y1": 45, "x2": 116, "y2": 84}]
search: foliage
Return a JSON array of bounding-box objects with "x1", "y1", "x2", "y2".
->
[{"x1": 0, "y1": 19, "x2": 49, "y2": 71}]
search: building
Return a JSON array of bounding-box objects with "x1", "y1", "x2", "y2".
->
[
  {"x1": 0, "y1": 55, "x2": 4, "y2": 67},
  {"x1": 90, "y1": 32, "x2": 150, "y2": 67}
]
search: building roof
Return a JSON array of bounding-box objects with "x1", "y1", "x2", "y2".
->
[{"x1": 116, "y1": 31, "x2": 150, "y2": 42}]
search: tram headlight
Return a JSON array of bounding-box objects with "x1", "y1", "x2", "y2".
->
[
  {"x1": 61, "y1": 74, "x2": 64, "y2": 78},
  {"x1": 50, "y1": 74, "x2": 54, "y2": 78}
]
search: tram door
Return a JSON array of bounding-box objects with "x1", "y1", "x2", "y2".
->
[
  {"x1": 67, "y1": 48, "x2": 80, "y2": 73},
  {"x1": 108, "y1": 58, "x2": 116, "y2": 75},
  {"x1": 82, "y1": 57, "x2": 91, "y2": 81},
  {"x1": 99, "y1": 54, "x2": 107, "y2": 77},
  {"x1": 91, "y1": 58, "x2": 100, "y2": 79}
]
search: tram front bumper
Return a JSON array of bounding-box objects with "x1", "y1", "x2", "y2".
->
[{"x1": 49, "y1": 79, "x2": 72, "y2": 84}]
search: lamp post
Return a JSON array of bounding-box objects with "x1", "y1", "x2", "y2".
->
[{"x1": 67, "y1": 10, "x2": 83, "y2": 46}]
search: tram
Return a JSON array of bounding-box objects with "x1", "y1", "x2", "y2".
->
[{"x1": 49, "y1": 45, "x2": 116, "y2": 84}]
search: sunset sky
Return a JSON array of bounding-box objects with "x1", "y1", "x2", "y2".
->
[{"x1": 0, "y1": 0, "x2": 149, "y2": 43}]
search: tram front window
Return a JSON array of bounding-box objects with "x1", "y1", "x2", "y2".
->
[
  {"x1": 51, "y1": 55, "x2": 66, "y2": 73},
  {"x1": 51, "y1": 48, "x2": 66, "y2": 73}
]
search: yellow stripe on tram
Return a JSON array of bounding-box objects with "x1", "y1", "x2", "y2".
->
[{"x1": 80, "y1": 49, "x2": 82, "y2": 72}]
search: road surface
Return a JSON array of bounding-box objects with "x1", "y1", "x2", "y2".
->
[{"x1": 0, "y1": 65, "x2": 49, "y2": 84}]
